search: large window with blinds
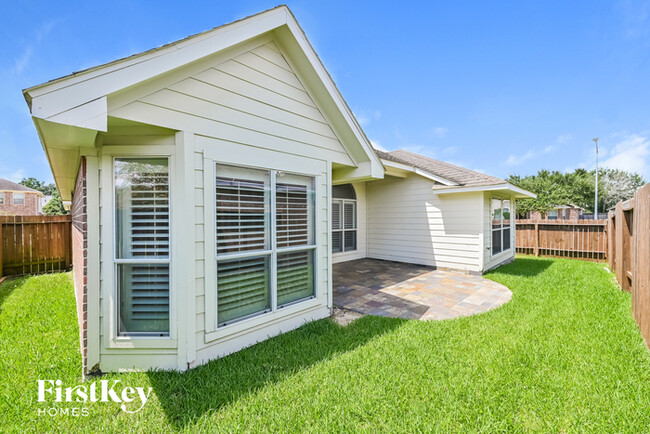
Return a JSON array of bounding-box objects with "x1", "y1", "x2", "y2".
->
[
  {"x1": 115, "y1": 158, "x2": 170, "y2": 336},
  {"x1": 215, "y1": 164, "x2": 315, "y2": 327},
  {"x1": 491, "y1": 198, "x2": 511, "y2": 255},
  {"x1": 332, "y1": 184, "x2": 357, "y2": 253}
]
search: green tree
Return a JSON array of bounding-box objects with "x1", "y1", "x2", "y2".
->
[
  {"x1": 19, "y1": 177, "x2": 57, "y2": 196},
  {"x1": 507, "y1": 168, "x2": 644, "y2": 216},
  {"x1": 42, "y1": 191, "x2": 67, "y2": 215}
]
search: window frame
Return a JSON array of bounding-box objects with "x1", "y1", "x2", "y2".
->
[
  {"x1": 101, "y1": 147, "x2": 178, "y2": 350},
  {"x1": 13, "y1": 192, "x2": 25, "y2": 205},
  {"x1": 0, "y1": 192, "x2": 4, "y2": 205},
  {"x1": 490, "y1": 196, "x2": 513, "y2": 257},
  {"x1": 332, "y1": 198, "x2": 357, "y2": 253},
  {"x1": 113, "y1": 157, "x2": 172, "y2": 338},
  {"x1": 212, "y1": 162, "x2": 318, "y2": 330}
]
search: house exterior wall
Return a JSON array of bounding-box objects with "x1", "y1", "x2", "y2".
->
[
  {"x1": 93, "y1": 35, "x2": 343, "y2": 371},
  {"x1": 332, "y1": 182, "x2": 367, "y2": 264},
  {"x1": 483, "y1": 192, "x2": 516, "y2": 271},
  {"x1": 71, "y1": 157, "x2": 88, "y2": 375},
  {"x1": 0, "y1": 191, "x2": 42, "y2": 215},
  {"x1": 528, "y1": 207, "x2": 581, "y2": 220},
  {"x1": 365, "y1": 174, "x2": 483, "y2": 273}
]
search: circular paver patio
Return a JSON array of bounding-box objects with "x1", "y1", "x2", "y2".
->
[{"x1": 333, "y1": 259, "x2": 512, "y2": 320}]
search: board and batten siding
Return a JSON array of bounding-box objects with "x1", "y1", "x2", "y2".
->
[
  {"x1": 332, "y1": 182, "x2": 367, "y2": 264},
  {"x1": 366, "y1": 175, "x2": 483, "y2": 272}
]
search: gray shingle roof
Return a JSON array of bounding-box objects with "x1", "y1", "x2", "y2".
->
[
  {"x1": 0, "y1": 178, "x2": 41, "y2": 193},
  {"x1": 376, "y1": 149, "x2": 505, "y2": 187}
]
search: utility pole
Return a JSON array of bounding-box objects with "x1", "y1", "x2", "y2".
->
[{"x1": 593, "y1": 138, "x2": 599, "y2": 220}]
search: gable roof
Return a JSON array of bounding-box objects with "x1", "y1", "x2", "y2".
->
[
  {"x1": 23, "y1": 5, "x2": 384, "y2": 202},
  {"x1": 376, "y1": 149, "x2": 505, "y2": 186},
  {"x1": 0, "y1": 178, "x2": 42, "y2": 194}
]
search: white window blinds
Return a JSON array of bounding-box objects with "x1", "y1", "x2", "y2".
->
[
  {"x1": 332, "y1": 196, "x2": 357, "y2": 253},
  {"x1": 115, "y1": 158, "x2": 170, "y2": 336},
  {"x1": 216, "y1": 166, "x2": 270, "y2": 254},
  {"x1": 214, "y1": 165, "x2": 316, "y2": 327}
]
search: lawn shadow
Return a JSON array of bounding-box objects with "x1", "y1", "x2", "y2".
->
[
  {"x1": 0, "y1": 276, "x2": 23, "y2": 312},
  {"x1": 146, "y1": 314, "x2": 405, "y2": 429},
  {"x1": 486, "y1": 256, "x2": 553, "y2": 278}
]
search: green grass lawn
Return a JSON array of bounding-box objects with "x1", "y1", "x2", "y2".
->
[{"x1": 2, "y1": 257, "x2": 650, "y2": 432}]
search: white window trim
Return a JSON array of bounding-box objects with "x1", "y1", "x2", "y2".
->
[
  {"x1": 332, "y1": 198, "x2": 357, "y2": 254},
  {"x1": 490, "y1": 195, "x2": 514, "y2": 258},
  {"x1": 100, "y1": 145, "x2": 178, "y2": 350},
  {"x1": 203, "y1": 159, "x2": 322, "y2": 340}
]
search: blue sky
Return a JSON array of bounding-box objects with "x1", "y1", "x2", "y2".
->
[{"x1": 1, "y1": 1, "x2": 649, "y2": 184}]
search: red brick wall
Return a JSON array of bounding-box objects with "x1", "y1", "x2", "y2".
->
[
  {"x1": 0, "y1": 191, "x2": 41, "y2": 215},
  {"x1": 71, "y1": 158, "x2": 88, "y2": 375}
]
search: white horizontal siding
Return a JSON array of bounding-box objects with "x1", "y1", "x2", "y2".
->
[
  {"x1": 109, "y1": 40, "x2": 353, "y2": 166},
  {"x1": 366, "y1": 174, "x2": 482, "y2": 272}
]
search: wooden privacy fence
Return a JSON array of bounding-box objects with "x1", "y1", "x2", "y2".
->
[
  {"x1": 0, "y1": 215, "x2": 72, "y2": 277},
  {"x1": 515, "y1": 219, "x2": 608, "y2": 260},
  {"x1": 607, "y1": 183, "x2": 650, "y2": 348}
]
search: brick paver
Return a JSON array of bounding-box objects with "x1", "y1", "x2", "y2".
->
[{"x1": 334, "y1": 259, "x2": 512, "y2": 320}]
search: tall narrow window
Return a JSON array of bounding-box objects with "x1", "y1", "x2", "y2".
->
[
  {"x1": 276, "y1": 174, "x2": 315, "y2": 307},
  {"x1": 0, "y1": 192, "x2": 4, "y2": 205},
  {"x1": 332, "y1": 184, "x2": 357, "y2": 253},
  {"x1": 216, "y1": 165, "x2": 271, "y2": 326},
  {"x1": 115, "y1": 158, "x2": 170, "y2": 336},
  {"x1": 491, "y1": 198, "x2": 511, "y2": 255}
]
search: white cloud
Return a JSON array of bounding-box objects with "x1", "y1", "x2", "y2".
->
[
  {"x1": 602, "y1": 134, "x2": 650, "y2": 178},
  {"x1": 12, "y1": 21, "x2": 55, "y2": 74},
  {"x1": 370, "y1": 139, "x2": 387, "y2": 152},
  {"x1": 431, "y1": 127, "x2": 449, "y2": 138},
  {"x1": 355, "y1": 109, "x2": 381, "y2": 127},
  {"x1": 0, "y1": 169, "x2": 25, "y2": 182},
  {"x1": 557, "y1": 134, "x2": 572, "y2": 144},
  {"x1": 505, "y1": 142, "x2": 557, "y2": 166}
]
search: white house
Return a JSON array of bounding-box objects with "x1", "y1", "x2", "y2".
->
[{"x1": 24, "y1": 6, "x2": 534, "y2": 375}]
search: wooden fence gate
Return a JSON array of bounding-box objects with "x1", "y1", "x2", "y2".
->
[{"x1": 0, "y1": 215, "x2": 72, "y2": 277}]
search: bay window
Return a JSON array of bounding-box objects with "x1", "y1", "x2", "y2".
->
[
  {"x1": 215, "y1": 164, "x2": 315, "y2": 327},
  {"x1": 491, "y1": 198, "x2": 511, "y2": 255},
  {"x1": 115, "y1": 158, "x2": 170, "y2": 336},
  {"x1": 332, "y1": 184, "x2": 357, "y2": 253}
]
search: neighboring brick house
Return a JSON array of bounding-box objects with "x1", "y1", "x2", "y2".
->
[
  {"x1": 0, "y1": 178, "x2": 44, "y2": 215},
  {"x1": 527, "y1": 204, "x2": 584, "y2": 220}
]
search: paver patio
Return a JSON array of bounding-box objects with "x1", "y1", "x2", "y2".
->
[{"x1": 333, "y1": 258, "x2": 512, "y2": 320}]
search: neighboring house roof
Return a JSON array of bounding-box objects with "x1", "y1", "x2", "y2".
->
[
  {"x1": 0, "y1": 178, "x2": 43, "y2": 195},
  {"x1": 23, "y1": 5, "x2": 383, "y2": 202},
  {"x1": 554, "y1": 204, "x2": 585, "y2": 210},
  {"x1": 375, "y1": 149, "x2": 536, "y2": 199},
  {"x1": 376, "y1": 149, "x2": 505, "y2": 187}
]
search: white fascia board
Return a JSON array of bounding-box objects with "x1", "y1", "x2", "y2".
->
[
  {"x1": 283, "y1": 10, "x2": 384, "y2": 175},
  {"x1": 434, "y1": 183, "x2": 537, "y2": 199},
  {"x1": 381, "y1": 159, "x2": 457, "y2": 185},
  {"x1": 25, "y1": 7, "x2": 288, "y2": 121}
]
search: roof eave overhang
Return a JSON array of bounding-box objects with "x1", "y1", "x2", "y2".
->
[
  {"x1": 381, "y1": 159, "x2": 457, "y2": 186},
  {"x1": 23, "y1": 5, "x2": 384, "y2": 193},
  {"x1": 434, "y1": 183, "x2": 537, "y2": 199}
]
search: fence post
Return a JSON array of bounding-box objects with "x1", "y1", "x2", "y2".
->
[{"x1": 534, "y1": 223, "x2": 540, "y2": 256}]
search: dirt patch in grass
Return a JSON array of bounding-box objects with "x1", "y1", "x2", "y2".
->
[{"x1": 331, "y1": 306, "x2": 364, "y2": 326}]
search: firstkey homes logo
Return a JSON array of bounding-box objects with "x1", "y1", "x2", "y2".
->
[{"x1": 37, "y1": 379, "x2": 153, "y2": 416}]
